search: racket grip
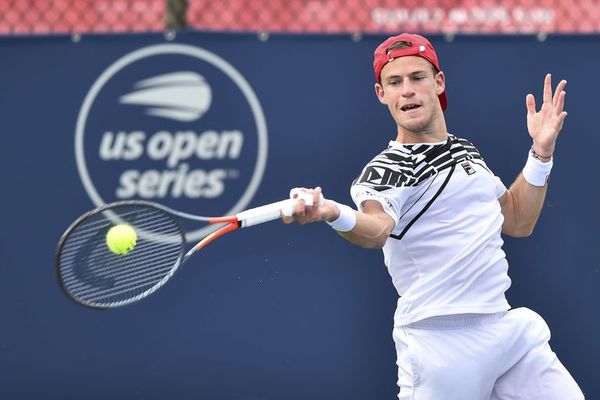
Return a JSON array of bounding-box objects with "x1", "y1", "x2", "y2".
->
[
  {"x1": 237, "y1": 192, "x2": 316, "y2": 228},
  {"x1": 236, "y1": 199, "x2": 293, "y2": 227}
]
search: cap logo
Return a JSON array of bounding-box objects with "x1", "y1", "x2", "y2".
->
[{"x1": 419, "y1": 45, "x2": 426, "y2": 52}]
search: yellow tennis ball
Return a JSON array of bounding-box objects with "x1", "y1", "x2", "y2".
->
[{"x1": 106, "y1": 224, "x2": 137, "y2": 255}]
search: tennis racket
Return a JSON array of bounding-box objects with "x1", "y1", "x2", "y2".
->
[{"x1": 55, "y1": 191, "x2": 314, "y2": 309}]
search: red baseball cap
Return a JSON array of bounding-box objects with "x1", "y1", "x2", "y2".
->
[{"x1": 373, "y1": 33, "x2": 447, "y2": 111}]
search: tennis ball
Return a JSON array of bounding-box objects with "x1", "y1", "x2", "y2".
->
[{"x1": 106, "y1": 224, "x2": 137, "y2": 255}]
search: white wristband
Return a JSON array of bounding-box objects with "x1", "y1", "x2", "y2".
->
[
  {"x1": 522, "y1": 150, "x2": 553, "y2": 186},
  {"x1": 326, "y1": 201, "x2": 357, "y2": 232}
]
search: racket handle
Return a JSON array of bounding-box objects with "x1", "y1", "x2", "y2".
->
[{"x1": 237, "y1": 191, "x2": 316, "y2": 228}]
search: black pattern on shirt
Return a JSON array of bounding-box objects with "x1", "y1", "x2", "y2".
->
[{"x1": 353, "y1": 134, "x2": 483, "y2": 191}]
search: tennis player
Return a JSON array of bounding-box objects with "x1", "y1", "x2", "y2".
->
[{"x1": 284, "y1": 33, "x2": 584, "y2": 399}]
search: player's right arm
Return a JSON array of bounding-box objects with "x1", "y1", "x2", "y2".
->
[
  {"x1": 337, "y1": 200, "x2": 395, "y2": 248},
  {"x1": 282, "y1": 187, "x2": 395, "y2": 249}
]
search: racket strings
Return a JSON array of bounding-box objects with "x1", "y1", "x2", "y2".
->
[
  {"x1": 57, "y1": 204, "x2": 185, "y2": 308},
  {"x1": 62, "y1": 250, "x2": 178, "y2": 295},
  {"x1": 64, "y1": 221, "x2": 179, "y2": 275}
]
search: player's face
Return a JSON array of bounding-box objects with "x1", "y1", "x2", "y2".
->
[{"x1": 375, "y1": 56, "x2": 446, "y2": 142}]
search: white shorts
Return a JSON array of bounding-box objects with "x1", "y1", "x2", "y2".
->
[{"x1": 392, "y1": 307, "x2": 584, "y2": 400}]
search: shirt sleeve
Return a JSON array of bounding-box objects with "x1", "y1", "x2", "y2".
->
[
  {"x1": 494, "y1": 176, "x2": 507, "y2": 199},
  {"x1": 350, "y1": 183, "x2": 401, "y2": 227}
]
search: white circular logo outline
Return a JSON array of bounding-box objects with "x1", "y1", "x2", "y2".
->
[{"x1": 75, "y1": 44, "x2": 268, "y2": 241}]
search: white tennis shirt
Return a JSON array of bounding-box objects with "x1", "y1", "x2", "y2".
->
[{"x1": 350, "y1": 134, "x2": 511, "y2": 326}]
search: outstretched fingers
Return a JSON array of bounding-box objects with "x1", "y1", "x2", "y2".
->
[
  {"x1": 530, "y1": 75, "x2": 568, "y2": 117},
  {"x1": 553, "y1": 79, "x2": 567, "y2": 106},
  {"x1": 542, "y1": 73, "x2": 552, "y2": 104},
  {"x1": 555, "y1": 89, "x2": 567, "y2": 116},
  {"x1": 526, "y1": 93, "x2": 536, "y2": 115},
  {"x1": 556, "y1": 109, "x2": 568, "y2": 131}
]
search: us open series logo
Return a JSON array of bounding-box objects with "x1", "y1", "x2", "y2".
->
[{"x1": 75, "y1": 44, "x2": 268, "y2": 240}]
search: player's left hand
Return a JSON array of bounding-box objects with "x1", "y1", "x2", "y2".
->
[{"x1": 526, "y1": 73, "x2": 567, "y2": 158}]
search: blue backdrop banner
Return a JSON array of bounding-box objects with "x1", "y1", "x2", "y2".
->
[{"x1": 0, "y1": 31, "x2": 597, "y2": 399}]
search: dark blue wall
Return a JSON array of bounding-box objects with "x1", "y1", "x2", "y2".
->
[{"x1": 0, "y1": 32, "x2": 597, "y2": 399}]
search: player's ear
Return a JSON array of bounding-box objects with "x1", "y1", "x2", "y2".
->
[
  {"x1": 435, "y1": 71, "x2": 446, "y2": 96},
  {"x1": 375, "y1": 82, "x2": 387, "y2": 104}
]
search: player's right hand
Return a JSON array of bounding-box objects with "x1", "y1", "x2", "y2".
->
[{"x1": 283, "y1": 187, "x2": 340, "y2": 225}]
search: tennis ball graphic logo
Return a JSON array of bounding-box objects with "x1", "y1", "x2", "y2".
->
[{"x1": 106, "y1": 224, "x2": 137, "y2": 255}]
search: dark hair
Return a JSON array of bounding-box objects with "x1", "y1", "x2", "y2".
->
[{"x1": 385, "y1": 41, "x2": 439, "y2": 76}]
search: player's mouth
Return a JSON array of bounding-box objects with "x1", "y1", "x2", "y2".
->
[{"x1": 401, "y1": 103, "x2": 421, "y2": 112}]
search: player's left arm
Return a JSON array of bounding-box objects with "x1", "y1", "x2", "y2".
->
[{"x1": 499, "y1": 74, "x2": 567, "y2": 237}]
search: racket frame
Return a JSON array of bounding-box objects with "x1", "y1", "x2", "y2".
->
[{"x1": 55, "y1": 194, "x2": 312, "y2": 309}]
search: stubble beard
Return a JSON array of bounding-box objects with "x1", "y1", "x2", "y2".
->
[{"x1": 397, "y1": 108, "x2": 440, "y2": 137}]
